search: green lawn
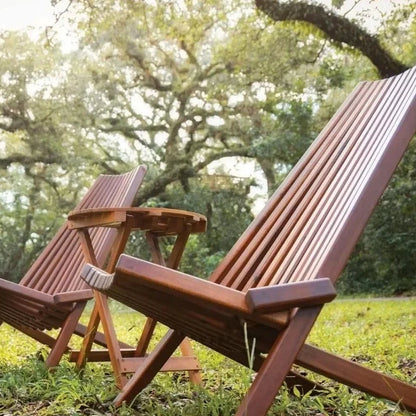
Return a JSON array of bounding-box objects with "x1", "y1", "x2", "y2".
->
[{"x1": 0, "y1": 298, "x2": 415, "y2": 415}]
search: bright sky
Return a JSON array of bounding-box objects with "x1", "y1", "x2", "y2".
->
[{"x1": 0, "y1": 0, "x2": 55, "y2": 30}]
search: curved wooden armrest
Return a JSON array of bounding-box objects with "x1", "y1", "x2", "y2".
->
[
  {"x1": 81, "y1": 256, "x2": 248, "y2": 315},
  {"x1": 80, "y1": 256, "x2": 301, "y2": 328},
  {"x1": 68, "y1": 207, "x2": 207, "y2": 235},
  {"x1": 245, "y1": 278, "x2": 337, "y2": 313}
]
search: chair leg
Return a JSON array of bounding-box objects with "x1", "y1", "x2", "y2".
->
[
  {"x1": 6, "y1": 322, "x2": 58, "y2": 349},
  {"x1": 74, "y1": 322, "x2": 132, "y2": 349},
  {"x1": 45, "y1": 302, "x2": 86, "y2": 368},
  {"x1": 134, "y1": 317, "x2": 157, "y2": 356},
  {"x1": 179, "y1": 338, "x2": 202, "y2": 385},
  {"x1": 94, "y1": 291, "x2": 128, "y2": 387},
  {"x1": 296, "y1": 344, "x2": 416, "y2": 413},
  {"x1": 114, "y1": 329, "x2": 185, "y2": 406},
  {"x1": 75, "y1": 304, "x2": 101, "y2": 369},
  {"x1": 236, "y1": 307, "x2": 322, "y2": 416}
]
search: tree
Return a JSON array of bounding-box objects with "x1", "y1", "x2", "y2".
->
[
  {"x1": 0, "y1": 30, "x2": 127, "y2": 280},
  {"x1": 2, "y1": 0, "x2": 416, "y2": 292},
  {"x1": 59, "y1": 0, "x2": 333, "y2": 203},
  {"x1": 254, "y1": 0, "x2": 411, "y2": 77}
]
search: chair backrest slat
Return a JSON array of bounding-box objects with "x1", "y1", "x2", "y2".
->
[
  {"x1": 210, "y1": 68, "x2": 416, "y2": 292},
  {"x1": 20, "y1": 166, "x2": 146, "y2": 295}
]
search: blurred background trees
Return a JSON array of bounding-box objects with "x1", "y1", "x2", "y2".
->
[{"x1": 1, "y1": 0, "x2": 415, "y2": 294}]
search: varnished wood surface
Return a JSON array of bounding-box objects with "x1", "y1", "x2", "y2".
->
[
  {"x1": 0, "y1": 166, "x2": 147, "y2": 367},
  {"x1": 68, "y1": 207, "x2": 207, "y2": 235},
  {"x1": 82, "y1": 68, "x2": 416, "y2": 414}
]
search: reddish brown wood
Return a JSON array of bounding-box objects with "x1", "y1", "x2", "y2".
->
[
  {"x1": 115, "y1": 329, "x2": 185, "y2": 406},
  {"x1": 134, "y1": 316, "x2": 158, "y2": 357},
  {"x1": 296, "y1": 344, "x2": 416, "y2": 413},
  {"x1": 0, "y1": 166, "x2": 146, "y2": 366},
  {"x1": 70, "y1": 207, "x2": 206, "y2": 384},
  {"x1": 121, "y1": 355, "x2": 200, "y2": 374},
  {"x1": 75, "y1": 304, "x2": 101, "y2": 369},
  {"x1": 245, "y1": 278, "x2": 336, "y2": 313},
  {"x1": 178, "y1": 336, "x2": 203, "y2": 385},
  {"x1": 81, "y1": 68, "x2": 416, "y2": 414},
  {"x1": 94, "y1": 290, "x2": 127, "y2": 387},
  {"x1": 236, "y1": 307, "x2": 322, "y2": 416}
]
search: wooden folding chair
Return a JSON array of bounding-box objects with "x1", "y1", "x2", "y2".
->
[
  {"x1": 0, "y1": 166, "x2": 146, "y2": 367},
  {"x1": 82, "y1": 67, "x2": 416, "y2": 415}
]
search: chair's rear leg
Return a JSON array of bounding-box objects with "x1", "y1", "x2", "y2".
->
[
  {"x1": 7, "y1": 322, "x2": 58, "y2": 349},
  {"x1": 179, "y1": 338, "x2": 202, "y2": 385},
  {"x1": 296, "y1": 344, "x2": 416, "y2": 413},
  {"x1": 236, "y1": 307, "x2": 322, "y2": 416},
  {"x1": 46, "y1": 301, "x2": 87, "y2": 368},
  {"x1": 75, "y1": 304, "x2": 101, "y2": 369},
  {"x1": 134, "y1": 317, "x2": 157, "y2": 356},
  {"x1": 74, "y1": 322, "x2": 131, "y2": 349},
  {"x1": 115, "y1": 329, "x2": 185, "y2": 406}
]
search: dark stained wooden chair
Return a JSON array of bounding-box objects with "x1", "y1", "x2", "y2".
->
[
  {"x1": 82, "y1": 67, "x2": 416, "y2": 415},
  {"x1": 0, "y1": 166, "x2": 146, "y2": 367}
]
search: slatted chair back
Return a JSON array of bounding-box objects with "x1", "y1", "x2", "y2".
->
[
  {"x1": 19, "y1": 167, "x2": 146, "y2": 295},
  {"x1": 211, "y1": 68, "x2": 416, "y2": 292}
]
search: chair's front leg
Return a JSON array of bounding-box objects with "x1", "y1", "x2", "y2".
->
[
  {"x1": 75, "y1": 304, "x2": 101, "y2": 369},
  {"x1": 236, "y1": 306, "x2": 322, "y2": 416},
  {"x1": 46, "y1": 301, "x2": 87, "y2": 368}
]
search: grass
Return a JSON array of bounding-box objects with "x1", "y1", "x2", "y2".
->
[{"x1": 0, "y1": 298, "x2": 415, "y2": 415}]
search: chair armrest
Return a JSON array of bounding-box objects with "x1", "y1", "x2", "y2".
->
[
  {"x1": 53, "y1": 289, "x2": 93, "y2": 304},
  {"x1": 0, "y1": 278, "x2": 54, "y2": 305},
  {"x1": 82, "y1": 255, "x2": 250, "y2": 316},
  {"x1": 245, "y1": 278, "x2": 337, "y2": 313}
]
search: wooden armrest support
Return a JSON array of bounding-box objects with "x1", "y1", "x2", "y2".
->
[
  {"x1": 53, "y1": 289, "x2": 93, "y2": 304},
  {"x1": 245, "y1": 278, "x2": 337, "y2": 313},
  {"x1": 68, "y1": 207, "x2": 207, "y2": 234},
  {"x1": 68, "y1": 208, "x2": 127, "y2": 229},
  {"x1": 81, "y1": 255, "x2": 250, "y2": 316}
]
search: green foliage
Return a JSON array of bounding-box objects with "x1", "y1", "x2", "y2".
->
[
  {"x1": 1, "y1": 0, "x2": 416, "y2": 292},
  {"x1": 0, "y1": 299, "x2": 415, "y2": 415},
  {"x1": 379, "y1": 2, "x2": 416, "y2": 66},
  {"x1": 340, "y1": 140, "x2": 416, "y2": 295}
]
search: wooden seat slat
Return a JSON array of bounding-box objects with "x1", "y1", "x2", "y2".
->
[
  {"x1": 215, "y1": 82, "x2": 378, "y2": 290},
  {"x1": 209, "y1": 82, "x2": 371, "y2": 288},
  {"x1": 264, "y1": 79, "x2": 398, "y2": 286},
  {"x1": 20, "y1": 170, "x2": 144, "y2": 295},
  {"x1": 294, "y1": 69, "x2": 416, "y2": 284}
]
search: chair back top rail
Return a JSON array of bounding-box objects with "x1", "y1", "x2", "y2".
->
[
  {"x1": 19, "y1": 166, "x2": 146, "y2": 295},
  {"x1": 210, "y1": 68, "x2": 416, "y2": 291}
]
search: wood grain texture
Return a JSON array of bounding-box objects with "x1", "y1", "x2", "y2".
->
[
  {"x1": 0, "y1": 166, "x2": 146, "y2": 367},
  {"x1": 82, "y1": 68, "x2": 416, "y2": 414}
]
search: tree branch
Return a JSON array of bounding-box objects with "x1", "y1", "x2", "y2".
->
[{"x1": 255, "y1": 0, "x2": 408, "y2": 77}]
